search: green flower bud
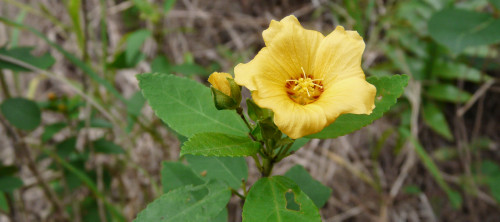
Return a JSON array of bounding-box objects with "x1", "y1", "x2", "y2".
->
[{"x1": 208, "y1": 72, "x2": 241, "y2": 110}]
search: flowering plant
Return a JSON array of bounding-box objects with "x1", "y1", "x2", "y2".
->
[{"x1": 135, "y1": 15, "x2": 407, "y2": 221}]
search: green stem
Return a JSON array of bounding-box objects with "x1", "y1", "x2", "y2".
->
[
  {"x1": 230, "y1": 188, "x2": 245, "y2": 200},
  {"x1": 261, "y1": 157, "x2": 274, "y2": 177}
]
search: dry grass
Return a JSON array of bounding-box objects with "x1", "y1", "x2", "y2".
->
[{"x1": 1, "y1": 0, "x2": 499, "y2": 221}]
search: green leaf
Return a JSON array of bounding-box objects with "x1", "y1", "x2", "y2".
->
[
  {"x1": 0, "y1": 192, "x2": 8, "y2": 212},
  {"x1": 284, "y1": 165, "x2": 332, "y2": 208},
  {"x1": 133, "y1": 181, "x2": 231, "y2": 222},
  {"x1": 164, "y1": 0, "x2": 176, "y2": 13},
  {"x1": 422, "y1": 103, "x2": 453, "y2": 141},
  {"x1": 56, "y1": 137, "x2": 77, "y2": 158},
  {"x1": 0, "y1": 46, "x2": 55, "y2": 71},
  {"x1": 289, "y1": 138, "x2": 310, "y2": 153},
  {"x1": 428, "y1": 8, "x2": 500, "y2": 54},
  {"x1": 400, "y1": 128, "x2": 462, "y2": 209},
  {"x1": 137, "y1": 73, "x2": 248, "y2": 137},
  {"x1": 161, "y1": 162, "x2": 204, "y2": 193},
  {"x1": 92, "y1": 138, "x2": 125, "y2": 154},
  {"x1": 42, "y1": 122, "x2": 67, "y2": 142},
  {"x1": 432, "y1": 60, "x2": 487, "y2": 83},
  {"x1": 126, "y1": 29, "x2": 151, "y2": 65},
  {"x1": 426, "y1": 84, "x2": 471, "y2": 103},
  {"x1": 151, "y1": 56, "x2": 171, "y2": 73},
  {"x1": 480, "y1": 161, "x2": 500, "y2": 203},
  {"x1": 242, "y1": 176, "x2": 321, "y2": 222},
  {"x1": 181, "y1": 133, "x2": 261, "y2": 157},
  {"x1": 0, "y1": 176, "x2": 23, "y2": 192},
  {"x1": 126, "y1": 91, "x2": 146, "y2": 117},
  {"x1": 66, "y1": 0, "x2": 84, "y2": 51},
  {"x1": 1, "y1": 98, "x2": 41, "y2": 131},
  {"x1": 186, "y1": 155, "x2": 247, "y2": 189},
  {"x1": 171, "y1": 63, "x2": 209, "y2": 76},
  {"x1": 309, "y1": 75, "x2": 408, "y2": 139}
]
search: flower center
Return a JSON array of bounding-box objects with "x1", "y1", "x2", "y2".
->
[{"x1": 285, "y1": 68, "x2": 324, "y2": 105}]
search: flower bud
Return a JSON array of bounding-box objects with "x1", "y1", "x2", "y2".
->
[{"x1": 208, "y1": 72, "x2": 241, "y2": 110}]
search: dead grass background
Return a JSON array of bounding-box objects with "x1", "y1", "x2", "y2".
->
[{"x1": 1, "y1": 0, "x2": 499, "y2": 221}]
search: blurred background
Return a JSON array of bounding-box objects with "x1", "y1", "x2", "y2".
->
[{"x1": 0, "y1": 0, "x2": 499, "y2": 221}]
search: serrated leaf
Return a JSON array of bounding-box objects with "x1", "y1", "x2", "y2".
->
[
  {"x1": 0, "y1": 46, "x2": 55, "y2": 71},
  {"x1": 181, "y1": 133, "x2": 261, "y2": 157},
  {"x1": 186, "y1": 155, "x2": 247, "y2": 189},
  {"x1": 0, "y1": 176, "x2": 23, "y2": 192},
  {"x1": 242, "y1": 176, "x2": 321, "y2": 222},
  {"x1": 133, "y1": 181, "x2": 231, "y2": 222},
  {"x1": 92, "y1": 138, "x2": 125, "y2": 154},
  {"x1": 284, "y1": 165, "x2": 332, "y2": 208},
  {"x1": 1, "y1": 98, "x2": 41, "y2": 131},
  {"x1": 308, "y1": 75, "x2": 408, "y2": 139},
  {"x1": 426, "y1": 84, "x2": 471, "y2": 103},
  {"x1": 161, "y1": 162, "x2": 204, "y2": 193},
  {"x1": 137, "y1": 73, "x2": 248, "y2": 137},
  {"x1": 428, "y1": 8, "x2": 500, "y2": 54},
  {"x1": 42, "y1": 122, "x2": 67, "y2": 142},
  {"x1": 423, "y1": 103, "x2": 453, "y2": 141}
]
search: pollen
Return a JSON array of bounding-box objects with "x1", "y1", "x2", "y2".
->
[{"x1": 285, "y1": 67, "x2": 323, "y2": 105}]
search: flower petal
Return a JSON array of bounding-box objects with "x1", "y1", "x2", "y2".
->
[
  {"x1": 208, "y1": 72, "x2": 233, "y2": 96},
  {"x1": 314, "y1": 77, "x2": 376, "y2": 122},
  {"x1": 234, "y1": 16, "x2": 324, "y2": 90},
  {"x1": 313, "y1": 26, "x2": 366, "y2": 85},
  {"x1": 252, "y1": 90, "x2": 328, "y2": 139}
]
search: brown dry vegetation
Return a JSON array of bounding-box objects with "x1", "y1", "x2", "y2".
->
[{"x1": 1, "y1": 0, "x2": 500, "y2": 221}]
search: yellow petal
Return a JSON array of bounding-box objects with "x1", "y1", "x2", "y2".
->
[
  {"x1": 252, "y1": 90, "x2": 327, "y2": 139},
  {"x1": 314, "y1": 77, "x2": 376, "y2": 122},
  {"x1": 313, "y1": 26, "x2": 366, "y2": 86},
  {"x1": 208, "y1": 72, "x2": 233, "y2": 96},
  {"x1": 234, "y1": 16, "x2": 324, "y2": 91}
]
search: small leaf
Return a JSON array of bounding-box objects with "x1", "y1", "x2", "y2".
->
[
  {"x1": 164, "y1": 0, "x2": 176, "y2": 13},
  {"x1": 186, "y1": 155, "x2": 247, "y2": 189},
  {"x1": 309, "y1": 75, "x2": 408, "y2": 139},
  {"x1": 133, "y1": 181, "x2": 231, "y2": 222},
  {"x1": 0, "y1": 192, "x2": 8, "y2": 212},
  {"x1": 161, "y1": 162, "x2": 205, "y2": 193},
  {"x1": 151, "y1": 56, "x2": 171, "y2": 73},
  {"x1": 1, "y1": 98, "x2": 41, "y2": 130},
  {"x1": 92, "y1": 138, "x2": 125, "y2": 154},
  {"x1": 289, "y1": 138, "x2": 310, "y2": 153},
  {"x1": 42, "y1": 122, "x2": 67, "y2": 142},
  {"x1": 126, "y1": 91, "x2": 146, "y2": 117},
  {"x1": 284, "y1": 165, "x2": 332, "y2": 208},
  {"x1": 56, "y1": 137, "x2": 77, "y2": 158},
  {"x1": 428, "y1": 8, "x2": 500, "y2": 54},
  {"x1": 181, "y1": 133, "x2": 261, "y2": 157},
  {"x1": 0, "y1": 46, "x2": 55, "y2": 71},
  {"x1": 138, "y1": 73, "x2": 248, "y2": 137},
  {"x1": 422, "y1": 103, "x2": 453, "y2": 141},
  {"x1": 242, "y1": 176, "x2": 321, "y2": 222},
  {"x1": 0, "y1": 176, "x2": 23, "y2": 192},
  {"x1": 426, "y1": 84, "x2": 471, "y2": 103},
  {"x1": 126, "y1": 29, "x2": 151, "y2": 65}
]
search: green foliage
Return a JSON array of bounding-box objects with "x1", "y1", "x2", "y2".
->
[
  {"x1": 92, "y1": 138, "x2": 125, "y2": 154},
  {"x1": 242, "y1": 176, "x2": 321, "y2": 222},
  {"x1": 0, "y1": 176, "x2": 23, "y2": 192},
  {"x1": 133, "y1": 181, "x2": 231, "y2": 222},
  {"x1": 164, "y1": 0, "x2": 177, "y2": 13},
  {"x1": 161, "y1": 162, "x2": 205, "y2": 193},
  {"x1": 1, "y1": 98, "x2": 41, "y2": 130},
  {"x1": 428, "y1": 8, "x2": 500, "y2": 54},
  {"x1": 480, "y1": 161, "x2": 500, "y2": 203},
  {"x1": 137, "y1": 73, "x2": 248, "y2": 137},
  {"x1": 126, "y1": 29, "x2": 151, "y2": 65},
  {"x1": 422, "y1": 103, "x2": 453, "y2": 140},
  {"x1": 181, "y1": 133, "x2": 261, "y2": 157},
  {"x1": 42, "y1": 122, "x2": 67, "y2": 142},
  {"x1": 426, "y1": 84, "x2": 471, "y2": 103},
  {"x1": 0, "y1": 46, "x2": 55, "y2": 71},
  {"x1": 309, "y1": 75, "x2": 408, "y2": 139},
  {"x1": 284, "y1": 165, "x2": 332, "y2": 208},
  {"x1": 66, "y1": 0, "x2": 83, "y2": 51},
  {"x1": 186, "y1": 155, "x2": 247, "y2": 189}
]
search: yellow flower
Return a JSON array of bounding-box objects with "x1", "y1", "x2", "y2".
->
[
  {"x1": 234, "y1": 15, "x2": 376, "y2": 139},
  {"x1": 208, "y1": 72, "x2": 234, "y2": 96}
]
